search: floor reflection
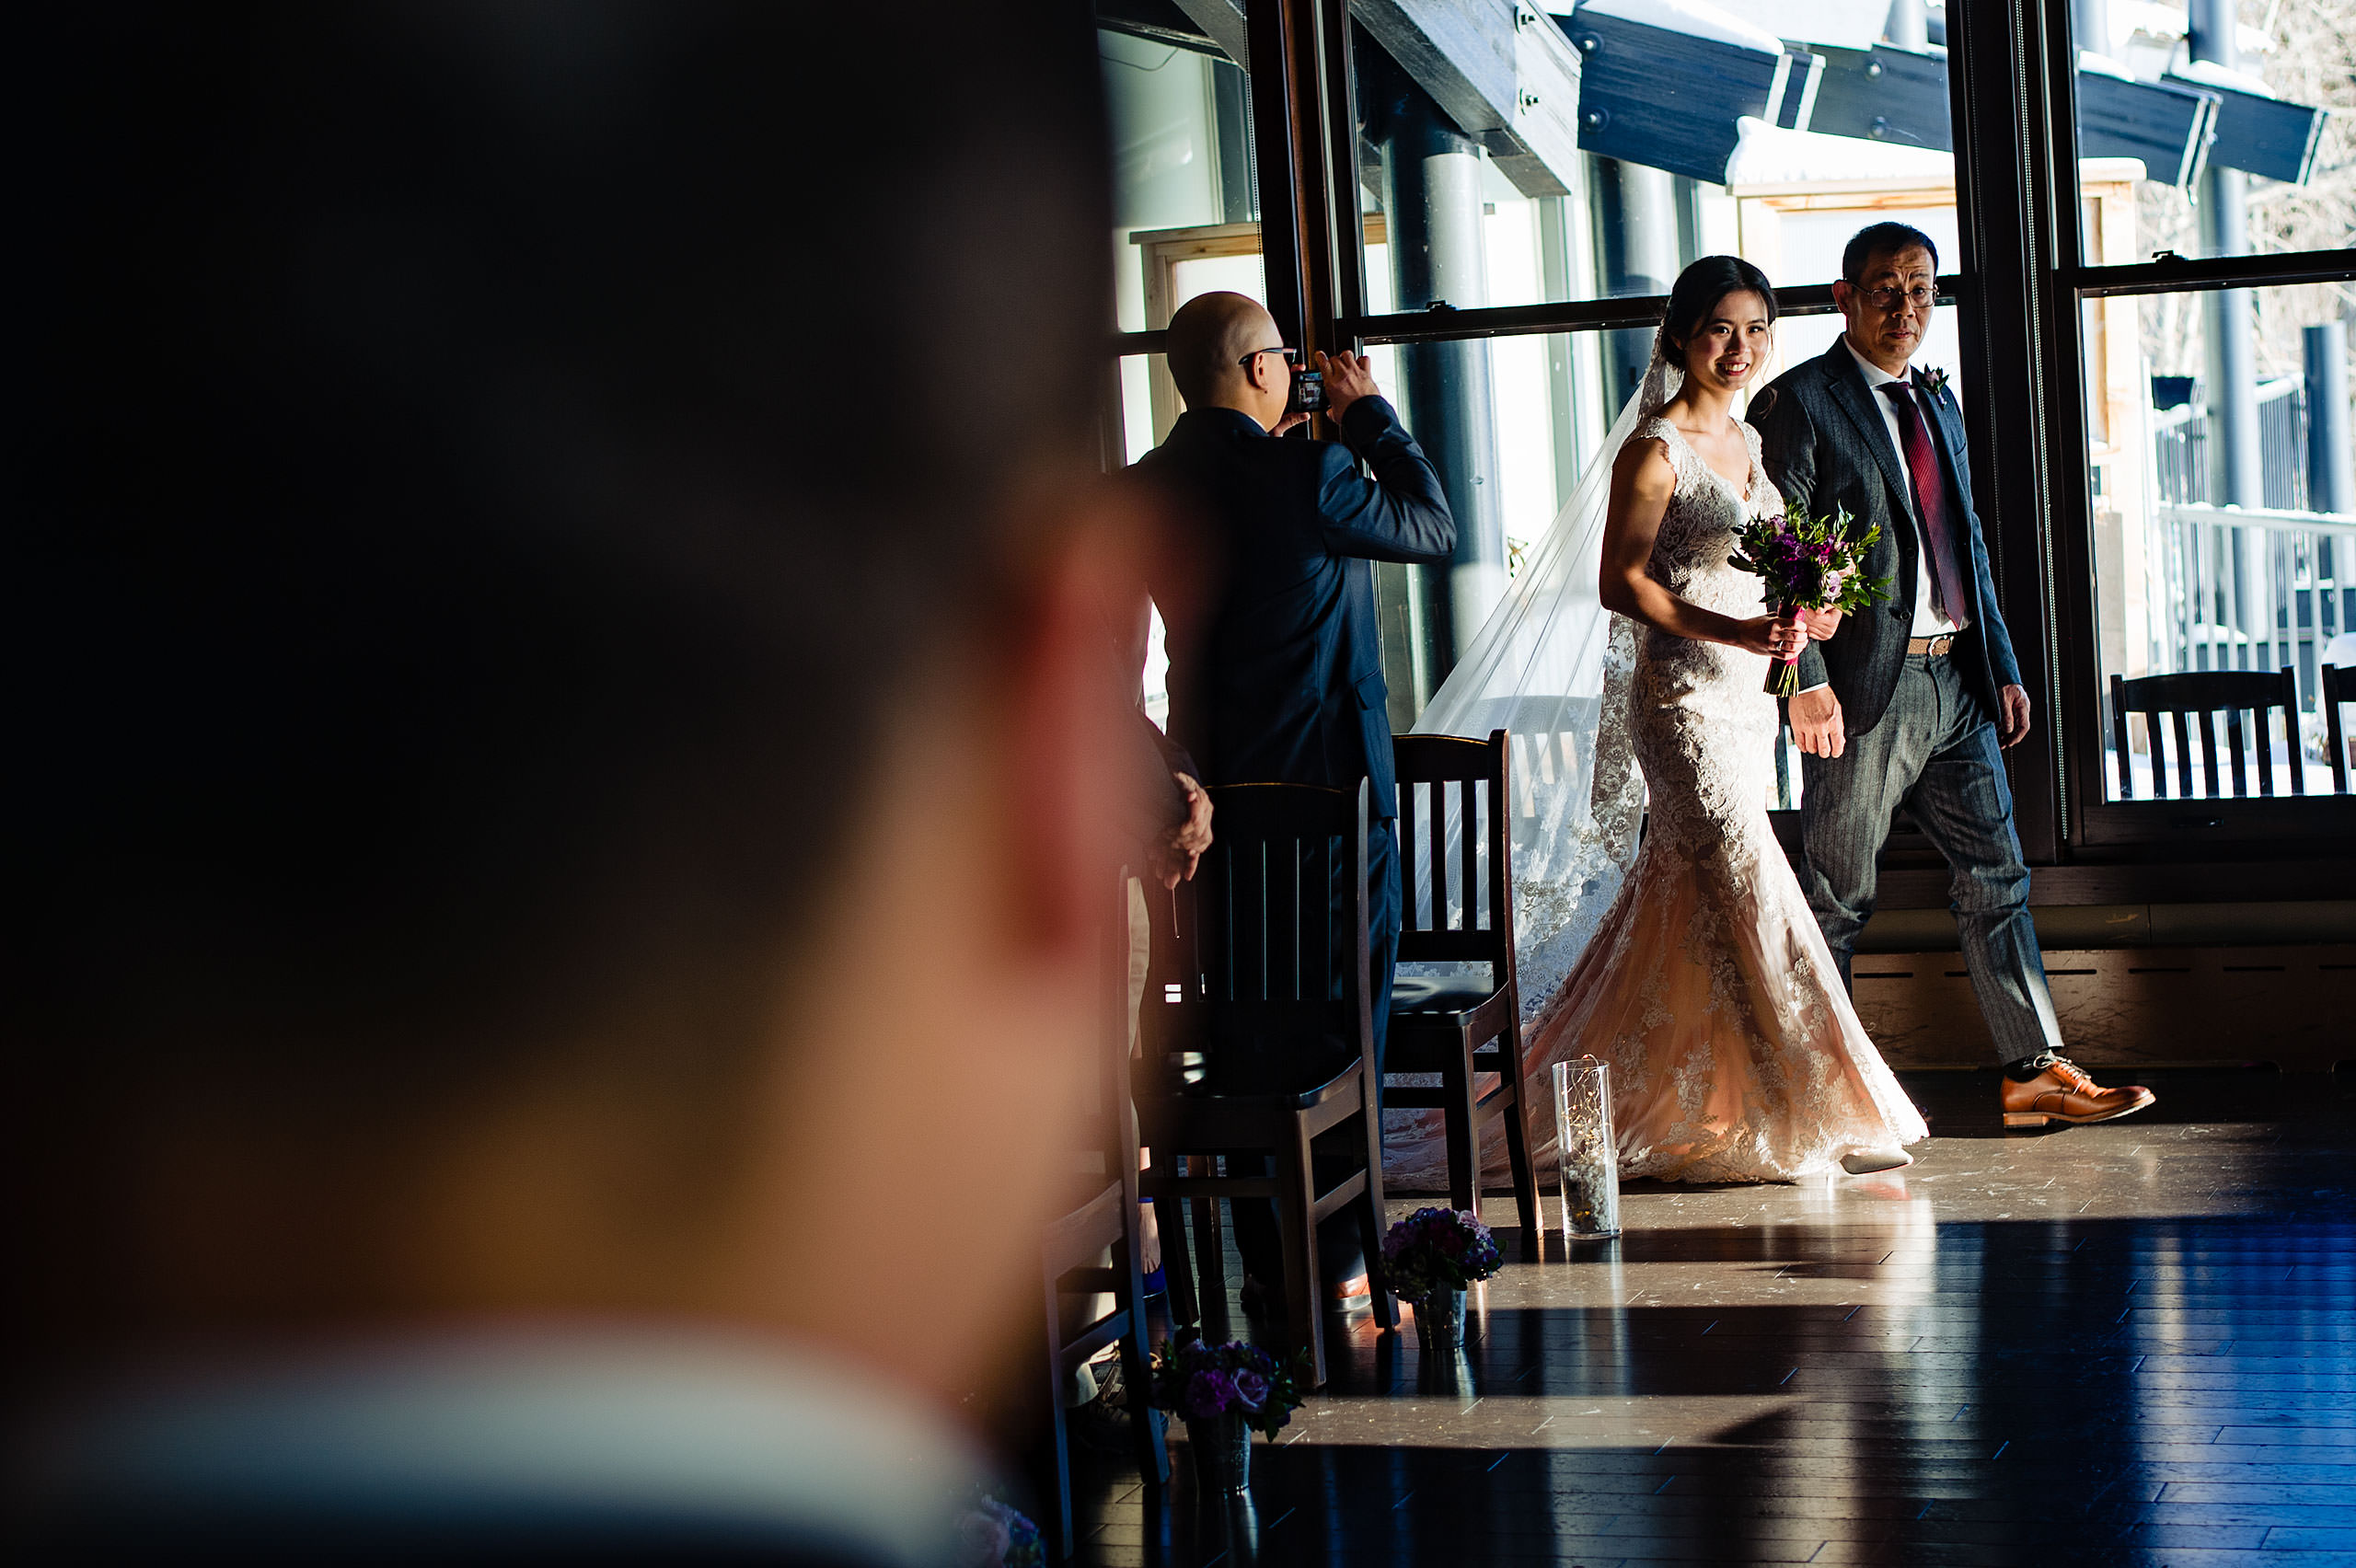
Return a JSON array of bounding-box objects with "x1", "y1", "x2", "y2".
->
[{"x1": 1077, "y1": 1068, "x2": 2356, "y2": 1565}]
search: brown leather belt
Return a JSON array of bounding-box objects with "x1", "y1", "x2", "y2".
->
[{"x1": 1908, "y1": 633, "x2": 1958, "y2": 657}]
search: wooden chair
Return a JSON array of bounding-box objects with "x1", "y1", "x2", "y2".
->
[
  {"x1": 2324, "y1": 664, "x2": 2354, "y2": 794},
  {"x1": 1135, "y1": 781, "x2": 1397, "y2": 1388},
  {"x1": 2108, "y1": 667, "x2": 2304, "y2": 799},
  {"x1": 1385, "y1": 730, "x2": 1542, "y2": 1258},
  {"x1": 1029, "y1": 872, "x2": 1169, "y2": 1558}
]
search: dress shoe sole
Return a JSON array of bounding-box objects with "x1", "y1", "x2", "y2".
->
[{"x1": 2002, "y1": 1090, "x2": 2155, "y2": 1128}]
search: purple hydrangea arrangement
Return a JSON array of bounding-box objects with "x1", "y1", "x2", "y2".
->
[
  {"x1": 1380, "y1": 1205, "x2": 1503, "y2": 1303},
  {"x1": 953, "y1": 1494, "x2": 1043, "y2": 1568},
  {"x1": 1147, "y1": 1333, "x2": 1309, "y2": 1438},
  {"x1": 1727, "y1": 503, "x2": 1892, "y2": 696}
]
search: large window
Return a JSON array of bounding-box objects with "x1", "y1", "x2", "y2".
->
[
  {"x1": 2056, "y1": 0, "x2": 2356, "y2": 839},
  {"x1": 1105, "y1": 0, "x2": 2356, "y2": 857}
]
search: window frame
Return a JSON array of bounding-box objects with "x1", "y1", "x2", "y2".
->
[{"x1": 1103, "y1": 0, "x2": 2356, "y2": 884}]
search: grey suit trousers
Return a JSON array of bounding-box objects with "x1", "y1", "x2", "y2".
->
[{"x1": 1798, "y1": 653, "x2": 2063, "y2": 1066}]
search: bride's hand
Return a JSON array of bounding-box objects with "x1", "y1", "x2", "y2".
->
[{"x1": 1735, "y1": 612, "x2": 1807, "y2": 660}]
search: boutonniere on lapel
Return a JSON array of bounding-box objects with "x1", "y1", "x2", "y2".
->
[{"x1": 1916, "y1": 365, "x2": 1951, "y2": 398}]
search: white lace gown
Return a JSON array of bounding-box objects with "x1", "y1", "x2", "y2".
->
[{"x1": 1521, "y1": 417, "x2": 1927, "y2": 1182}]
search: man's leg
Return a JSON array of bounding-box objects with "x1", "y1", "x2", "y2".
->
[
  {"x1": 1904, "y1": 660, "x2": 2062, "y2": 1066},
  {"x1": 1799, "y1": 664, "x2": 1937, "y2": 988},
  {"x1": 1908, "y1": 659, "x2": 2152, "y2": 1123}
]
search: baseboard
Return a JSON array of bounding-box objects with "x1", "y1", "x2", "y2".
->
[{"x1": 1851, "y1": 944, "x2": 2356, "y2": 1071}]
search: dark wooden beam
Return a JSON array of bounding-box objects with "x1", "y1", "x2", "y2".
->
[
  {"x1": 1553, "y1": 8, "x2": 1781, "y2": 185},
  {"x1": 2174, "y1": 73, "x2": 2327, "y2": 186},
  {"x1": 1808, "y1": 43, "x2": 1953, "y2": 151},
  {"x1": 2075, "y1": 69, "x2": 2215, "y2": 190},
  {"x1": 1356, "y1": 0, "x2": 1584, "y2": 197},
  {"x1": 1167, "y1": 0, "x2": 1251, "y2": 64}
]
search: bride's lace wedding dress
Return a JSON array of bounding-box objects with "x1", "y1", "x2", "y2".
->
[{"x1": 1519, "y1": 416, "x2": 1925, "y2": 1182}]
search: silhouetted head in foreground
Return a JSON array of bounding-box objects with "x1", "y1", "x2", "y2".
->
[{"x1": 8, "y1": 5, "x2": 1127, "y2": 1555}]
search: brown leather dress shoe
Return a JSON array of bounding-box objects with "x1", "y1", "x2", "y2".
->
[{"x1": 2000, "y1": 1057, "x2": 2156, "y2": 1128}]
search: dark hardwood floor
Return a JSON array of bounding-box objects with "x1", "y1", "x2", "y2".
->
[{"x1": 1075, "y1": 1067, "x2": 2356, "y2": 1566}]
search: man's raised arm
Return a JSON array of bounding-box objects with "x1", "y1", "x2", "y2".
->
[{"x1": 1315, "y1": 349, "x2": 1455, "y2": 564}]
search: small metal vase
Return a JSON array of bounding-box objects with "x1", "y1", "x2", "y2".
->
[
  {"x1": 1185, "y1": 1412, "x2": 1253, "y2": 1497},
  {"x1": 1414, "y1": 1287, "x2": 1467, "y2": 1352}
]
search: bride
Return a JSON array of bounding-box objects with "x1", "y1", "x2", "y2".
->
[{"x1": 1392, "y1": 256, "x2": 1924, "y2": 1184}]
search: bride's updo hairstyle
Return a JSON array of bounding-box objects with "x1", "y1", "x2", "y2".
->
[{"x1": 1659, "y1": 255, "x2": 1778, "y2": 371}]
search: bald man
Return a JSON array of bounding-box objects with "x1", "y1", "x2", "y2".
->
[{"x1": 1135, "y1": 291, "x2": 1453, "y2": 1317}]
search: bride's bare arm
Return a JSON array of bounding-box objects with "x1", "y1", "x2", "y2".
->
[{"x1": 1600, "y1": 439, "x2": 1793, "y2": 657}]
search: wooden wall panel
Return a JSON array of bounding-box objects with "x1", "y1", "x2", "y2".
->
[{"x1": 1853, "y1": 944, "x2": 2356, "y2": 1072}]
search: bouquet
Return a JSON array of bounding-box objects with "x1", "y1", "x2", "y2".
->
[
  {"x1": 1147, "y1": 1333, "x2": 1310, "y2": 1438},
  {"x1": 953, "y1": 1493, "x2": 1044, "y2": 1568},
  {"x1": 1380, "y1": 1206, "x2": 1503, "y2": 1303},
  {"x1": 1727, "y1": 504, "x2": 1891, "y2": 696}
]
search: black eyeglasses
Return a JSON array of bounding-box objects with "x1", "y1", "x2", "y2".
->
[
  {"x1": 1854, "y1": 282, "x2": 1937, "y2": 311},
  {"x1": 1238, "y1": 345, "x2": 1300, "y2": 367}
]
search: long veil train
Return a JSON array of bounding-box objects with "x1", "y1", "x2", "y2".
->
[
  {"x1": 1380, "y1": 342, "x2": 1677, "y2": 1189},
  {"x1": 1403, "y1": 341, "x2": 1682, "y2": 1017}
]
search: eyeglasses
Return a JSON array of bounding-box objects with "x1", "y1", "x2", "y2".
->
[
  {"x1": 1853, "y1": 282, "x2": 1937, "y2": 311},
  {"x1": 1239, "y1": 345, "x2": 1300, "y2": 367}
]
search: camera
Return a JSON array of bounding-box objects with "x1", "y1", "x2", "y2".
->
[{"x1": 1287, "y1": 367, "x2": 1325, "y2": 415}]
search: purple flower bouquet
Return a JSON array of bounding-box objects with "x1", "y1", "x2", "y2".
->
[
  {"x1": 1147, "y1": 1333, "x2": 1310, "y2": 1439},
  {"x1": 1727, "y1": 504, "x2": 1891, "y2": 696},
  {"x1": 1380, "y1": 1206, "x2": 1503, "y2": 1304},
  {"x1": 953, "y1": 1494, "x2": 1044, "y2": 1568}
]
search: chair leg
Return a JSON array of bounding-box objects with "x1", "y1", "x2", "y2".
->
[
  {"x1": 1498, "y1": 1084, "x2": 1541, "y2": 1261},
  {"x1": 1032, "y1": 1265, "x2": 1077, "y2": 1559},
  {"x1": 1191, "y1": 1157, "x2": 1228, "y2": 1318},
  {"x1": 1442, "y1": 1033, "x2": 1481, "y2": 1222},
  {"x1": 1117, "y1": 1304, "x2": 1169, "y2": 1488},
  {"x1": 1275, "y1": 1123, "x2": 1324, "y2": 1388},
  {"x1": 1117, "y1": 1190, "x2": 1172, "y2": 1489},
  {"x1": 1357, "y1": 1087, "x2": 1398, "y2": 1332},
  {"x1": 1149, "y1": 1167, "x2": 1200, "y2": 1330}
]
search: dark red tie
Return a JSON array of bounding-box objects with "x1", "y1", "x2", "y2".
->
[{"x1": 1879, "y1": 380, "x2": 1969, "y2": 624}]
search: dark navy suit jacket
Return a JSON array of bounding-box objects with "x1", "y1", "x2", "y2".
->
[
  {"x1": 1135, "y1": 398, "x2": 1455, "y2": 811},
  {"x1": 1750, "y1": 339, "x2": 2022, "y2": 736}
]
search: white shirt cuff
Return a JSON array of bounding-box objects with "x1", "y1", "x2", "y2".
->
[{"x1": 1794, "y1": 681, "x2": 1831, "y2": 696}]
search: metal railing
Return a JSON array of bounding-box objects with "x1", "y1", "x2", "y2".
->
[
  {"x1": 2152, "y1": 502, "x2": 2356, "y2": 721},
  {"x1": 2151, "y1": 377, "x2": 2311, "y2": 513}
]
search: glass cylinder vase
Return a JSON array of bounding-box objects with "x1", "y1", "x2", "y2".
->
[
  {"x1": 1553, "y1": 1055, "x2": 1622, "y2": 1239},
  {"x1": 1413, "y1": 1286, "x2": 1466, "y2": 1352},
  {"x1": 1185, "y1": 1412, "x2": 1253, "y2": 1497}
]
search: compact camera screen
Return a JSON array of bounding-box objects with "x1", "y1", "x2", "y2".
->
[{"x1": 1287, "y1": 368, "x2": 1325, "y2": 414}]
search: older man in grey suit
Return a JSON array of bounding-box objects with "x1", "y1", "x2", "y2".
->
[{"x1": 1750, "y1": 222, "x2": 2154, "y2": 1129}]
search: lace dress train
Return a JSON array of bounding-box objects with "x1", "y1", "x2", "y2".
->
[{"x1": 1519, "y1": 418, "x2": 1925, "y2": 1182}]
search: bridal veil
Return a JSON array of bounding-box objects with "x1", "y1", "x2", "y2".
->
[{"x1": 1406, "y1": 339, "x2": 1682, "y2": 1014}]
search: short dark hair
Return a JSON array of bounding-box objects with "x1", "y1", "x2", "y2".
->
[
  {"x1": 1843, "y1": 222, "x2": 1941, "y2": 281},
  {"x1": 1661, "y1": 255, "x2": 1780, "y2": 362},
  {"x1": 8, "y1": 7, "x2": 1110, "y2": 1165}
]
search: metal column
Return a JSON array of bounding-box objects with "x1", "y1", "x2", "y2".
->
[
  {"x1": 1372, "y1": 69, "x2": 1506, "y2": 695},
  {"x1": 1591, "y1": 156, "x2": 1680, "y2": 407},
  {"x1": 2190, "y1": 0, "x2": 2270, "y2": 670}
]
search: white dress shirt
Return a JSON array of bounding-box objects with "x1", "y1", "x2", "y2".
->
[{"x1": 1843, "y1": 337, "x2": 1965, "y2": 639}]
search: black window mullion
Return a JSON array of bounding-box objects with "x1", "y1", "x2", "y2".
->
[{"x1": 1946, "y1": 0, "x2": 2074, "y2": 861}]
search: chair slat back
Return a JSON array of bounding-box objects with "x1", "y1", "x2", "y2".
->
[
  {"x1": 2108, "y1": 667, "x2": 2304, "y2": 800},
  {"x1": 2324, "y1": 664, "x2": 2352, "y2": 795},
  {"x1": 1392, "y1": 731, "x2": 1517, "y2": 977},
  {"x1": 1142, "y1": 782, "x2": 1370, "y2": 1083}
]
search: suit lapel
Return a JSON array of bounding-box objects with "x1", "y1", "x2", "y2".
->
[
  {"x1": 1820, "y1": 341, "x2": 1913, "y2": 520},
  {"x1": 1923, "y1": 381, "x2": 1975, "y2": 518}
]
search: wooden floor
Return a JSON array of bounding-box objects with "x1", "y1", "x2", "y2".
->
[{"x1": 1075, "y1": 1067, "x2": 2356, "y2": 1566}]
